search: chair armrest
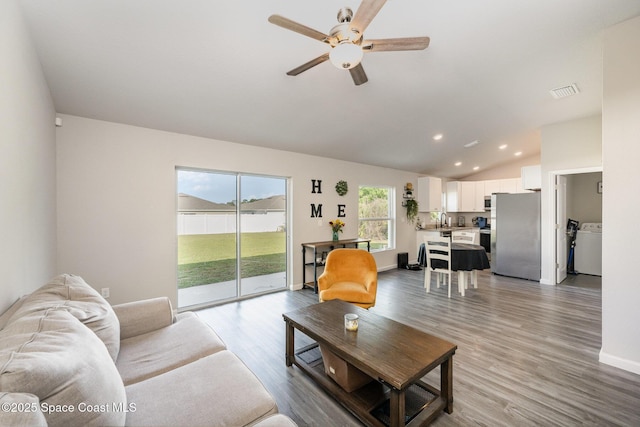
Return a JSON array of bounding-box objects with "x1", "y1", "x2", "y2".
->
[
  {"x1": 112, "y1": 297, "x2": 175, "y2": 339},
  {"x1": 362, "y1": 271, "x2": 378, "y2": 293},
  {"x1": 318, "y1": 270, "x2": 338, "y2": 292}
]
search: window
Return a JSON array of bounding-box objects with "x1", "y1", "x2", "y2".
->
[{"x1": 358, "y1": 186, "x2": 395, "y2": 251}]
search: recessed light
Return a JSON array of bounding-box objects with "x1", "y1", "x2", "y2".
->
[
  {"x1": 433, "y1": 133, "x2": 443, "y2": 141},
  {"x1": 473, "y1": 166, "x2": 480, "y2": 171},
  {"x1": 499, "y1": 144, "x2": 508, "y2": 150},
  {"x1": 514, "y1": 151, "x2": 523, "y2": 156},
  {"x1": 454, "y1": 162, "x2": 462, "y2": 166}
]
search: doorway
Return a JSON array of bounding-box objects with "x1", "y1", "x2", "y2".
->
[
  {"x1": 553, "y1": 168, "x2": 602, "y2": 285},
  {"x1": 176, "y1": 168, "x2": 288, "y2": 308}
]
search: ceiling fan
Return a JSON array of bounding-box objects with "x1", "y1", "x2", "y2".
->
[{"x1": 268, "y1": 0, "x2": 430, "y2": 86}]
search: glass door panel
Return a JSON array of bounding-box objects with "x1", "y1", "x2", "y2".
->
[
  {"x1": 239, "y1": 175, "x2": 287, "y2": 297},
  {"x1": 177, "y1": 169, "x2": 238, "y2": 307}
]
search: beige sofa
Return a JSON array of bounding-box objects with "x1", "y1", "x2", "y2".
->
[{"x1": 0, "y1": 274, "x2": 296, "y2": 427}]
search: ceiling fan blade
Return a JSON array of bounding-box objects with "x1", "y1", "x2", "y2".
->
[
  {"x1": 286, "y1": 52, "x2": 330, "y2": 76},
  {"x1": 349, "y1": 63, "x2": 368, "y2": 86},
  {"x1": 362, "y1": 37, "x2": 431, "y2": 52},
  {"x1": 350, "y1": 0, "x2": 387, "y2": 34},
  {"x1": 268, "y1": 15, "x2": 330, "y2": 43}
]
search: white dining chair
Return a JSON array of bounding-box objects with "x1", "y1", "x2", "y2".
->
[
  {"x1": 423, "y1": 235, "x2": 454, "y2": 298},
  {"x1": 451, "y1": 230, "x2": 479, "y2": 244},
  {"x1": 451, "y1": 230, "x2": 480, "y2": 293}
]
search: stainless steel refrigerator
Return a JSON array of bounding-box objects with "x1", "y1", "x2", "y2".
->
[{"x1": 490, "y1": 192, "x2": 541, "y2": 281}]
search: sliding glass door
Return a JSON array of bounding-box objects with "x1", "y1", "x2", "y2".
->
[{"x1": 177, "y1": 169, "x2": 287, "y2": 308}]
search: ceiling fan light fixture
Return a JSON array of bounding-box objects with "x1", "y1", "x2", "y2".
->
[{"x1": 329, "y1": 41, "x2": 363, "y2": 69}]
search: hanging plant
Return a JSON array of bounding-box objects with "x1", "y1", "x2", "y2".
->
[
  {"x1": 335, "y1": 180, "x2": 348, "y2": 196},
  {"x1": 405, "y1": 199, "x2": 419, "y2": 223}
]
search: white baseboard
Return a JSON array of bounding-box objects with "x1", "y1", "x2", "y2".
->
[
  {"x1": 378, "y1": 264, "x2": 399, "y2": 272},
  {"x1": 599, "y1": 349, "x2": 640, "y2": 375}
]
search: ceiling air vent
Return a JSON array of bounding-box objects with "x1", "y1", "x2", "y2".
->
[
  {"x1": 550, "y1": 84, "x2": 580, "y2": 99},
  {"x1": 464, "y1": 140, "x2": 480, "y2": 148}
]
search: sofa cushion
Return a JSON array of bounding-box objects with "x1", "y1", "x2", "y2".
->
[
  {"x1": 252, "y1": 414, "x2": 298, "y2": 427},
  {"x1": 0, "y1": 296, "x2": 28, "y2": 330},
  {"x1": 320, "y1": 281, "x2": 376, "y2": 305},
  {"x1": 0, "y1": 309, "x2": 127, "y2": 427},
  {"x1": 0, "y1": 392, "x2": 47, "y2": 427},
  {"x1": 8, "y1": 274, "x2": 120, "y2": 361},
  {"x1": 117, "y1": 311, "x2": 226, "y2": 385},
  {"x1": 124, "y1": 350, "x2": 278, "y2": 427}
]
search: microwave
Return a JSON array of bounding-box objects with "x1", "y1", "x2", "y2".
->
[{"x1": 484, "y1": 196, "x2": 491, "y2": 210}]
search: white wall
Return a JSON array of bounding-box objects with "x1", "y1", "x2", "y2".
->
[
  {"x1": 462, "y1": 153, "x2": 541, "y2": 181},
  {"x1": 539, "y1": 115, "x2": 602, "y2": 285},
  {"x1": 601, "y1": 15, "x2": 640, "y2": 375},
  {"x1": 0, "y1": 0, "x2": 57, "y2": 313},
  {"x1": 566, "y1": 172, "x2": 602, "y2": 224},
  {"x1": 56, "y1": 115, "x2": 419, "y2": 305}
]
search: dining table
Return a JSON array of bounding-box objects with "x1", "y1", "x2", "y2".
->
[{"x1": 417, "y1": 242, "x2": 491, "y2": 296}]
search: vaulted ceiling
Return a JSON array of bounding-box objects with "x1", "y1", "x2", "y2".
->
[{"x1": 18, "y1": 0, "x2": 640, "y2": 178}]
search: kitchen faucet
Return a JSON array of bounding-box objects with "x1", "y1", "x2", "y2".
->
[{"x1": 440, "y1": 212, "x2": 447, "y2": 228}]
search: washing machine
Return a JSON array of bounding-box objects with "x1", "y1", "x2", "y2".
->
[{"x1": 575, "y1": 222, "x2": 602, "y2": 276}]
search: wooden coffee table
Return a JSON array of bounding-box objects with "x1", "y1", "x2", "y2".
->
[{"x1": 283, "y1": 300, "x2": 457, "y2": 426}]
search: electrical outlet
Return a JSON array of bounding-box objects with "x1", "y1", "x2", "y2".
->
[{"x1": 101, "y1": 288, "x2": 110, "y2": 298}]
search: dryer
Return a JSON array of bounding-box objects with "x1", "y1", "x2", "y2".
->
[{"x1": 575, "y1": 223, "x2": 602, "y2": 276}]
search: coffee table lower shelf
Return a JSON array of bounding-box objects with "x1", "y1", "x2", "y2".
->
[{"x1": 294, "y1": 344, "x2": 446, "y2": 427}]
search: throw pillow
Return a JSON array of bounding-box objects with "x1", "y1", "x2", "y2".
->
[
  {"x1": 8, "y1": 274, "x2": 120, "y2": 361},
  {"x1": 0, "y1": 309, "x2": 127, "y2": 426}
]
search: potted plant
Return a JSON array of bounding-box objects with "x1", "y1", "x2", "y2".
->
[{"x1": 405, "y1": 199, "x2": 419, "y2": 223}]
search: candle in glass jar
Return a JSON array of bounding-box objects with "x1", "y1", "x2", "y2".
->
[{"x1": 344, "y1": 313, "x2": 359, "y2": 331}]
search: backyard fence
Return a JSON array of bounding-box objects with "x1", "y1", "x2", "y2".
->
[{"x1": 177, "y1": 212, "x2": 285, "y2": 235}]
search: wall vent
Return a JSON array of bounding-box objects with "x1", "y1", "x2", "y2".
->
[{"x1": 550, "y1": 84, "x2": 580, "y2": 99}]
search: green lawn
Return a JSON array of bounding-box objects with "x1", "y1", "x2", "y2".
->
[{"x1": 178, "y1": 232, "x2": 285, "y2": 288}]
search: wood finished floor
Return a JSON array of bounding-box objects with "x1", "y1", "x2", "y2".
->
[{"x1": 196, "y1": 270, "x2": 640, "y2": 426}]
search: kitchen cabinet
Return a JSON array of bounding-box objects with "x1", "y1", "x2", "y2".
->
[
  {"x1": 499, "y1": 178, "x2": 518, "y2": 194},
  {"x1": 475, "y1": 181, "x2": 486, "y2": 211},
  {"x1": 484, "y1": 180, "x2": 500, "y2": 196},
  {"x1": 446, "y1": 181, "x2": 460, "y2": 212},
  {"x1": 417, "y1": 177, "x2": 443, "y2": 212},
  {"x1": 442, "y1": 176, "x2": 533, "y2": 214},
  {"x1": 446, "y1": 181, "x2": 484, "y2": 213},
  {"x1": 522, "y1": 165, "x2": 542, "y2": 190}
]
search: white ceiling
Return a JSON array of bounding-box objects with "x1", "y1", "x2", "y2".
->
[{"x1": 18, "y1": 0, "x2": 640, "y2": 178}]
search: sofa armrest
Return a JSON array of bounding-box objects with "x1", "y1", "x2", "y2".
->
[
  {"x1": 113, "y1": 297, "x2": 175, "y2": 339},
  {"x1": 0, "y1": 393, "x2": 47, "y2": 427}
]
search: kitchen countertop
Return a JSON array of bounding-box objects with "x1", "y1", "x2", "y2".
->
[{"x1": 417, "y1": 226, "x2": 479, "y2": 232}]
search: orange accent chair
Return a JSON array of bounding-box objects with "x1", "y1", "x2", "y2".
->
[{"x1": 317, "y1": 248, "x2": 377, "y2": 309}]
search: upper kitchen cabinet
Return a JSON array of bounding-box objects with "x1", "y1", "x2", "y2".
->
[
  {"x1": 484, "y1": 180, "x2": 501, "y2": 196},
  {"x1": 522, "y1": 165, "x2": 542, "y2": 190},
  {"x1": 446, "y1": 181, "x2": 484, "y2": 212},
  {"x1": 417, "y1": 177, "x2": 443, "y2": 212},
  {"x1": 499, "y1": 178, "x2": 518, "y2": 193},
  {"x1": 484, "y1": 177, "x2": 528, "y2": 195}
]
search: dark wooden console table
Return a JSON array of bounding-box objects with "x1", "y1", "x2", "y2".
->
[{"x1": 301, "y1": 238, "x2": 371, "y2": 293}]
